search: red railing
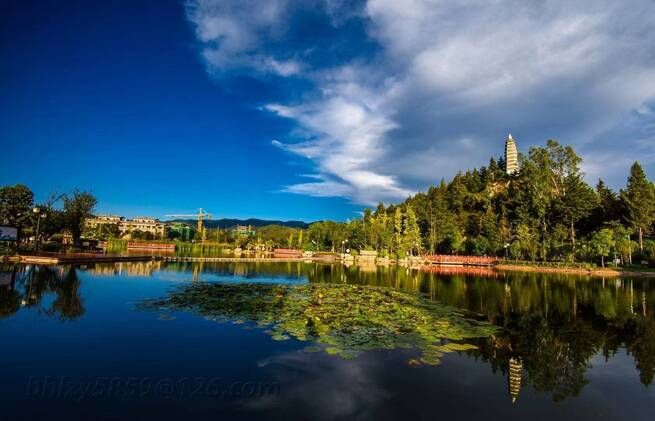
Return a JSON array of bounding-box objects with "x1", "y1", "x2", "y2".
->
[
  {"x1": 127, "y1": 242, "x2": 175, "y2": 250},
  {"x1": 425, "y1": 254, "x2": 499, "y2": 266},
  {"x1": 273, "y1": 248, "x2": 303, "y2": 258},
  {"x1": 421, "y1": 265, "x2": 500, "y2": 277}
]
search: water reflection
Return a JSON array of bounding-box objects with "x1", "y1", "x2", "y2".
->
[
  {"x1": 0, "y1": 265, "x2": 84, "y2": 320},
  {"x1": 188, "y1": 263, "x2": 654, "y2": 402},
  {"x1": 307, "y1": 265, "x2": 655, "y2": 401},
  {"x1": 2, "y1": 261, "x2": 654, "y2": 406}
]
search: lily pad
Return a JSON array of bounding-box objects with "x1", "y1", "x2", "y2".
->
[{"x1": 138, "y1": 283, "x2": 498, "y2": 363}]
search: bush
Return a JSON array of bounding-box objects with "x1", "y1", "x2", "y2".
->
[
  {"x1": 641, "y1": 240, "x2": 655, "y2": 263},
  {"x1": 40, "y1": 242, "x2": 62, "y2": 252},
  {"x1": 503, "y1": 260, "x2": 597, "y2": 269}
]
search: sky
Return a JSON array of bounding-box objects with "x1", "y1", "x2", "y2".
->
[{"x1": 2, "y1": 0, "x2": 655, "y2": 222}]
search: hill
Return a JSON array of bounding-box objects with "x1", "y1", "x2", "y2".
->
[{"x1": 166, "y1": 218, "x2": 310, "y2": 229}]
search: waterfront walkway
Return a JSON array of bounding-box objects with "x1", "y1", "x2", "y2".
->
[{"x1": 4, "y1": 252, "x2": 153, "y2": 265}]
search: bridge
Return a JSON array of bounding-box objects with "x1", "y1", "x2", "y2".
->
[{"x1": 424, "y1": 254, "x2": 499, "y2": 267}]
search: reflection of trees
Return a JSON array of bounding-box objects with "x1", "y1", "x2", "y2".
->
[
  {"x1": 48, "y1": 266, "x2": 84, "y2": 320},
  {"x1": 157, "y1": 262, "x2": 655, "y2": 397},
  {"x1": 515, "y1": 316, "x2": 597, "y2": 401},
  {"x1": 0, "y1": 267, "x2": 20, "y2": 317},
  {"x1": 410, "y1": 271, "x2": 655, "y2": 400},
  {"x1": 195, "y1": 262, "x2": 655, "y2": 399},
  {"x1": 145, "y1": 261, "x2": 655, "y2": 400},
  {"x1": 12, "y1": 259, "x2": 651, "y2": 402},
  {"x1": 630, "y1": 317, "x2": 655, "y2": 385},
  {"x1": 0, "y1": 265, "x2": 84, "y2": 320}
]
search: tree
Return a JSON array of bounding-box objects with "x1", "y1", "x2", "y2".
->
[
  {"x1": 611, "y1": 223, "x2": 634, "y2": 265},
  {"x1": 590, "y1": 228, "x2": 614, "y2": 267},
  {"x1": 621, "y1": 162, "x2": 655, "y2": 253},
  {"x1": 393, "y1": 207, "x2": 403, "y2": 255},
  {"x1": 595, "y1": 179, "x2": 621, "y2": 224},
  {"x1": 555, "y1": 174, "x2": 598, "y2": 253},
  {"x1": 63, "y1": 190, "x2": 97, "y2": 247},
  {"x1": 35, "y1": 193, "x2": 66, "y2": 241},
  {"x1": 515, "y1": 223, "x2": 538, "y2": 260},
  {"x1": 403, "y1": 206, "x2": 422, "y2": 256},
  {"x1": 0, "y1": 184, "x2": 34, "y2": 228}
]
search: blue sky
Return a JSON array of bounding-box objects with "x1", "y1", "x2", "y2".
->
[{"x1": 2, "y1": 0, "x2": 655, "y2": 221}]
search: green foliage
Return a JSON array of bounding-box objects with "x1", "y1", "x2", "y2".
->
[
  {"x1": 63, "y1": 190, "x2": 97, "y2": 246},
  {"x1": 0, "y1": 184, "x2": 34, "y2": 228},
  {"x1": 84, "y1": 223, "x2": 120, "y2": 240},
  {"x1": 139, "y1": 283, "x2": 498, "y2": 365},
  {"x1": 403, "y1": 206, "x2": 422, "y2": 256},
  {"x1": 129, "y1": 229, "x2": 155, "y2": 241},
  {"x1": 589, "y1": 228, "x2": 614, "y2": 266},
  {"x1": 621, "y1": 162, "x2": 655, "y2": 251}
]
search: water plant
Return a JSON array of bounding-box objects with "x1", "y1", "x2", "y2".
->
[{"x1": 138, "y1": 283, "x2": 498, "y2": 365}]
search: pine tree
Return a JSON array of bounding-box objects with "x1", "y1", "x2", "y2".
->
[
  {"x1": 621, "y1": 162, "x2": 655, "y2": 252},
  {"x1": 594, "y1": 179, "x2": 621, "y2": 225}
]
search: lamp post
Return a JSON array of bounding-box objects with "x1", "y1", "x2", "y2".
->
[
  {"x1": 504, "y1": 243, "x2": 510, "y2": 260},
  {"x1": 341, "y1": 239, "x2": 348, "y2": 255},
  {"x1": 33, "y1": 207, "x2": 44, "y2": 252}
]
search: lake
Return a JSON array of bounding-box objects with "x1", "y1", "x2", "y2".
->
[{"x1": 1, "y1": 261, "x2": 653, "y2": 420}]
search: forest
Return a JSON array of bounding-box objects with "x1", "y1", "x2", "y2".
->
[{"x1": 300, "y1": 139, "x2": 655, "y2": 266}]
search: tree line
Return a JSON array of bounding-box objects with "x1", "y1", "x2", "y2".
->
[
  {"x1": 302, "y1": 139, "x2": 655, "y2": 265},
  {"x1": 2, "y1": 139, "x2": 654, "y2": 264},
  {"x1": 0, "y1": 185, "x2": 96, "y2": 249}
]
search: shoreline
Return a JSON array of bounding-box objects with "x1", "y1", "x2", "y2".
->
[
  {"x1": 4, "y1": 253, "x2": 655, "y2": 278},
  {"x1": 495, "y1": 263, "x2": 655, "y2": 278}
]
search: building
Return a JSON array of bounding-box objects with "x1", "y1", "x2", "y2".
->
[
  {"x1": 85, "y1": 215, "x2": 167, "y2": 238},
  {"x1": 84, "y1": 215, "x2": 122, "y2": 229},
  {"x1": 505, "y1": 133, "x2": 519, "y2": 175},
  {"x1": 119, "y1": 217, "x2": 167, "y2": 238},
  {"x1": 233, "y1": 225, "x2": 256, "y2": 236}
]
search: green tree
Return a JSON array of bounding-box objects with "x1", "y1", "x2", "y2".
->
[
  {"x1": 590, "y1": 228, "x2": 614, "y2": 267},
  {"x1": 595, "y1": 179, "x2": 621, "y2": 224},
  {"x1": 403, "y1": 206, "x2": 422, "y2": 256},
  {"x1": 515, "y1": 223, "x2": 538, "y2": 260},
  {"x1": 35, "y1": 193, "x2": 66, "y2": 242},
  {"x1": 63, "y1": 190, "x2": 97, "y2": 247},
  {"x1": 393, "y1": 207, "x2": 403, "y2": 255},
  {"x1": 0, "y1": 184, "x2": 34, "y2": 228},
  {"x1": 621, "y1": 162, "x2": 655, "y2": 253},
  {"x1": 611, "y1": 223, "x2": 634, "y2": 265},
  {"x1": 556, "y1": 174, "x2": 598, "y2": 253}
]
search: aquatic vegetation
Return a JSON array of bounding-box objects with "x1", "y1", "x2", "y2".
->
[{"x1": 138, "y1": 283, "x2": 498, "y2": 365}]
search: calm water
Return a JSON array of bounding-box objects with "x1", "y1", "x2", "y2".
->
[{"x1": 1, "y1": 261, "x2": 653, "y2": 420}]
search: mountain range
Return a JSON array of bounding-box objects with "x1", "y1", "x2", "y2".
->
[{"x1": 166, "y1": 218, "x2": 310, "y2": 229}]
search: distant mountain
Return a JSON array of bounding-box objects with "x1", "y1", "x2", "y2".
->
[{"x1": 166, "y1": 218, "x2": 310, "y2": 229}]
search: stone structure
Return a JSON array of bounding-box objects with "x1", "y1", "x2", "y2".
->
[{"x1": 505, "y1": 133, "x2": 519, "y2": 175}]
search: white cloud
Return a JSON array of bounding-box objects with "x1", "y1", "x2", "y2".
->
[{"x1": 187, "y1": 0, "x2": 655, "y2": 204}]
